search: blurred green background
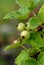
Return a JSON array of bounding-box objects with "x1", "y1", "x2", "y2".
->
[
  {"x1": 0, "y1": 0, "x2": 18, "y2": 18},
  {"x1": 0, "y1": 0, "x2": 20, "y2": 65},
  {"x1": 0, "y1": 0, "x2": 19, "y2": 43}
]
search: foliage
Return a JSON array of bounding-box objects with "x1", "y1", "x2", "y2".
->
[
  {"x1": 38, "y1": 5, "x2": 44, "y2": 22},
  {"x1": 4, "y1": 7, "x2": 30, "y2": 20},
  {"x1": 4, "y1": 0, "x2": 44, "y2": 65}
]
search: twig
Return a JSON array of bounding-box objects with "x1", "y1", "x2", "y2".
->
[
  {"x1": 32, "y1": 11, "x2": 38, "y2": 18},
  {"x1": 21, "y1": 45, "x2": 27, "y2": 50}
]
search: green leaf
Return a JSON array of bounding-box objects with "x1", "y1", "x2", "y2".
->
[
  {"x1": 4, "y1": 37, "x2": 27, "y2": 51},
  {"x1": 15, "y1": 49, "x2": 30, "y2": 65},
  {"x1": 4, "y1": 7, "x2": 30, "y2": 20},
  {"x1": 38, "y1": 52, "x2": 44, "y2": 65},
  {"x1": 38, "y1": 4, "x2": 44, "y2": 22},
  {"x1": 15, "y1": 0, "x2": 40, "y2": 9},
  {"x1": 30, "y1": 32, "x2": 44, "y2": 49},
  {"x1": 40, "y1": 47, "x2": 44, "y2": 52},
  {"x1": 21, "y1": 58, "x2": 38, "y2": 65},
  {"x1": 26, "y1": 32, "x2": 44, "y2": 49},
  {"x1": 4, "y1": 43, "x2": 21, "y2": 51},
  {"x1": 4, "y1": 38, "x2": 29, "y2": 51},
  {"x1": 27, "y1": 17, "x2": 41, "y2": 30},
  {"x1": 15, "y1": 0, "x2": 33, "y2": 8},
  {"x1": 15, "y1": 49, "x2": 38, "y2": 65},
  {"x1": 4, "y1": 11, "x2": 20, "y2": 19},
  {"x1": 31, "y1": 0, "x2": 41, "y2": 10}
]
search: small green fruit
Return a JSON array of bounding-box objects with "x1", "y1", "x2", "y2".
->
[
  {"x1": 13, "y1": 39, "x2": 20, "y2": 44},
  {"x1": 20, "y1": 30, "x2": 30, "y2": 39},
  {"x1": 25, "y1": 22, "x2": 31, "y2": 30},
  {"x1": 17, "y1": 23, "x2": 25, "y2": 31}
]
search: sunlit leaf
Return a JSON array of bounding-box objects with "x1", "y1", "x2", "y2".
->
[
  {"x1": 15, "y1": 49, "x2": 30, "y2": 65},
  {"x1": 15, "y1": 49, "x2": 38, "y2": 65},
  {"x1": 27, "y1": 17, "x2": 41, "y2": 30},
  {"x1": 4, "y1": 7, "x2": 30, "y2": 20}
]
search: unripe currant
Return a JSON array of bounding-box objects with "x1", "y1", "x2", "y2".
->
[
  {"x1": 20, "y1": 30, "x2": 30, "y2": 39},
  {"x1": 17, "y1": 23, "x2": 25, "y2": 31},
  {"x1": 13, "y1": 39, "x2": 20, "y2": 44},
  {"x1": 25, "y1": 22, "x2": 31, "y2": 30}
]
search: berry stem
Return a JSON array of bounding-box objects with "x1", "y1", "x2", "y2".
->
[
  {"x1": 32, "y1": 11, "x2": 38, "y2": 18},
  {"x1": 21, "y1": 45, "x2": 27, "y2": 50}
]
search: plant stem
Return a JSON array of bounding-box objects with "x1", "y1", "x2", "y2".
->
[
  {"x1": 21, "y1": 45, "x2": 27, "y2": 50},
  {"x1": 32, "y1": 11, "x2": 38, "y2": 18}
]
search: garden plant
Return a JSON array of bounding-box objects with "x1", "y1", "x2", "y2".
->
[{"x1": 4, "y1": 0, "x2": 44, "y2": 65}]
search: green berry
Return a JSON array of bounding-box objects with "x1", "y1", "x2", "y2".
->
[
  {"x1": 13, "y1": 39, "x2": 20, "y2": 44},
  {"x1": 17, "y1": 23, "x2": 25, "y2": 31},
  {"x1": 20, "y1": 30, "x2": 30, "y2": 39},
  {"x1": 25, "y1": 22, "x2": 31, "y2": 30}
]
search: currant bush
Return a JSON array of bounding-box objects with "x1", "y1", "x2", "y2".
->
[{"x1": 4, "y1": 0, "x2": 44, "y2": 65}]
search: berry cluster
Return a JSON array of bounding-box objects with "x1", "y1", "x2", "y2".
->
[{"x1": 13, "y1": 22, "x2": 31, "y2": 44}]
